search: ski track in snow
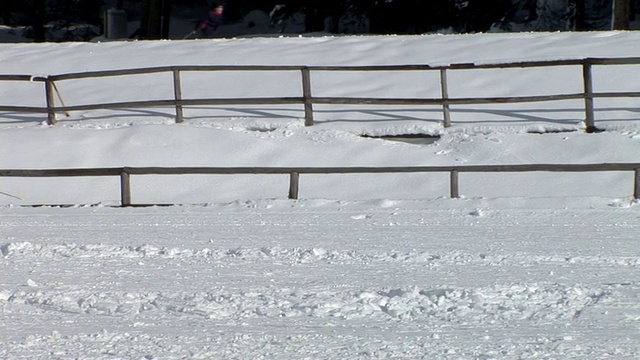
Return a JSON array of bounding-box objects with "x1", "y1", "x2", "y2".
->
[{"x1": 1, "y1": 204, "x2": 639, "y2": 359}]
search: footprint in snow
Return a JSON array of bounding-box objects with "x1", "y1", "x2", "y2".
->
[{"x1": 469, "y1": 209, "x2": 485, "y2": 217}]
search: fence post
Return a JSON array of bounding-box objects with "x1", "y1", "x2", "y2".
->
[
  {"x1": 301, "y1": 67, "x2": 314, "y2": 126},
  {"x1": 44, "y1": 78, "x2": 57, "y2": 125},
  {"x1": 120, "y1": 170, "x2": 132, "y2": 207},
  {"x1": 289, "y1": 172, "x2": 299, "y2": 199},
  {"x1": 440, "y1": 69, "x2": 452, "y2": 128},
  {"x1": 582, "y1": 60, "x2": 597, "y2": 133},
  {"x1": 634, "y1": 168, "x2": 640, "y2": 200},
  {"x1": 450, "y1": 170, "x2": 459, "y2": 198},
  {"x1": 172, "y1": 69, "x2": 184, "y2": 123}
]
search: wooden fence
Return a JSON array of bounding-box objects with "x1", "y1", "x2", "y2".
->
[
  {"x1": 1, "y1": 163, "x2": 638, "y2": 206},
  {"x1": 1, "y1": 57, "x2": 639, "y2": 132}
]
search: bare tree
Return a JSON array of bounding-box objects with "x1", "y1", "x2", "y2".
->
[
  {"x1": 144, "y1": 0, "x2": 172, "y2": 39},
  {"x1": 1, "y1": 0, "x2": 15, "y2": 25},
  {"x1": 31, "y1": 0, "x2": 46, "y2": 42},
  {"x1": 568, "y1": 0, "x2": 587, "y2": 30},
  {"x1": 613, "y1": 0, "x2": 631, "y2": 29}
]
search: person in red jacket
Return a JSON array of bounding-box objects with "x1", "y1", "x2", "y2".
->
[{"x1": 197, "y1": 3, "x2": 224, "y2": 38}]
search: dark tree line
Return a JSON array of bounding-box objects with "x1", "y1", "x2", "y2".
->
[
  {"x1": 272, "y1": 0, "x2": 512, "y2": 33},
  {"x1": 1, "y1": 0, "x2": 102, "y2": 42},
  {"x1": 1, "y1": 0, "x2": 637, "y2": 42},
  {"x1": 275, "y1": 0, "x2": 636, "y2": 33}
]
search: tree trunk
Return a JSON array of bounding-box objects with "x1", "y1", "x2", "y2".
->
[
  {"x1": 161, "y1": 0, "x2": 172, "y2": 39},
  {"x1": 304, "y1": 1, "x2": 325, "y2": 32},
  {"x1": 146, "y1": 0, "x2": 163, "y2": 39},
  {"x1": 613, "y1": 0, "x2": 631, "y2": 29},
  {"x1": 31, "y1": 0, "x2": 46, "y2": 42},
  {"x1": 1, "y1": 0, "x2": 14, "y2": 25},
  {"x1": 569, "y1": 0, "x2": 587, "y2": 30}
]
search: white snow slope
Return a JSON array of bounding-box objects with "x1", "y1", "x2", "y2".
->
[{"x1": 1, "y1": 32, "x2": 640, "y2": 359}]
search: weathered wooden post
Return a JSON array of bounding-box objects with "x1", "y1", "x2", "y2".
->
[
  {"x1": 450, "y1": 169, "x2": 459, "y2": 198},
  {"x1": 440, "y1": 68, "x2": 452, "y2": 128},
  {"x1": 289, "y1": 171, "x2": 299, "y2": 199},
  {"x1": 582, "y1": 60, "x2": 597, "y2": 133},
  {"x1": 634, "y1": 168, "x2": 640, "y2": 200},
  {"x1": 301, "y1": 67, "x2": 314, "y2": 126},
  {"x1": 44, "y1": 78, "x2": 57, "y2": 125},
  {"x1": 172, "y1": 69, "x2": 184, "y2": 123},
  {"x1": 120, "y1": 169, "x2": 132, "y2": 207}
]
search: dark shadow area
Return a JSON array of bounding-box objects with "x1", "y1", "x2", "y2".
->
[
  {"x1": 186, "y1": 106, "x2": 302, "y2": 121},
  {"x1": 1, "y1": 105, "x2": 638, "y2": 128},
  {"x1": 362, "y1": 134, "x2": 441, "y2": 145},
  {"x1": 0, "y1": 112, "x2": 47, "y2": 124},
  {"x1": 345, "y1": 108, "x2": 441, "y2": 122},
  {"x1": 310, "y1": 106, "x2": 638, "y2": 127}
]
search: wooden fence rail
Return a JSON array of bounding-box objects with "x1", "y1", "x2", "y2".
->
[
  {"x1": 1, "y1": 163, "x2": 638, "y2": 206},
  {"x1": 1, "y1": 57, "x2": 639, "y2": 131}
]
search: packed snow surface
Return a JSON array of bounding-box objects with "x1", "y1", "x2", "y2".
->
[
  {"x1": 2, "y1": 201, "x2": 639, "y2": 359},
  {"x1": 1, "y1": 32, "x2": 640, "y2": 358}
]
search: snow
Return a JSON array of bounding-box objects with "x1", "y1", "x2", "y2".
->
[{"x1": 1, "y1": 32, "x2": 640, "y2": 358}]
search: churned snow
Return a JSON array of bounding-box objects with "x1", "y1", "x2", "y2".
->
[{"x1": 1, "y1": 32, "x2": 639, "y2": 359}]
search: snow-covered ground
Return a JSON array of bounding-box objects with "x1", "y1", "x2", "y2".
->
[
  {"x1": 2, "y1": 201, "x2": 639, "y2": 359},
  {"x1": 1, "y1": 32, "x2": 639, "y2": 358}
]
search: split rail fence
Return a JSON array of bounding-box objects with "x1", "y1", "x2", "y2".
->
[
  {"x1": 1, "y1": 164, "x2": 638, "y2": 206},
  {"x1": 1, "y1": 57, "x2": 639, "y2": 132}
]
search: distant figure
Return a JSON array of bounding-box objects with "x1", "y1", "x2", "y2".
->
[{"x1": 197, "y1": 3, "x2": 224, "y2": 38}]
